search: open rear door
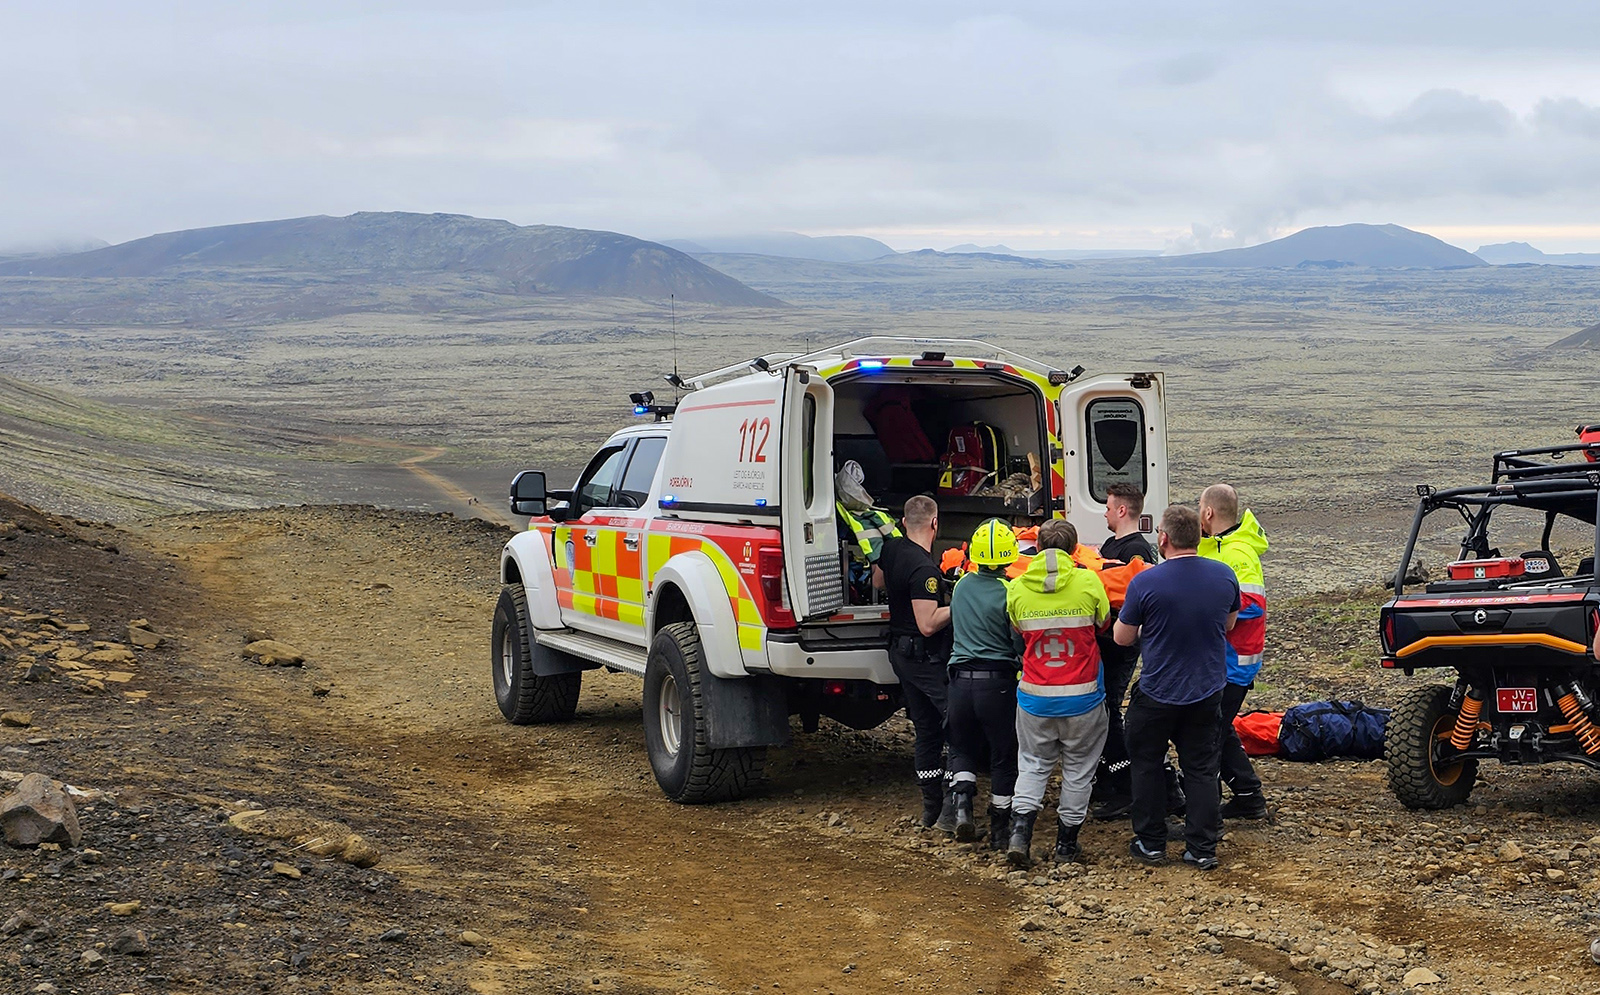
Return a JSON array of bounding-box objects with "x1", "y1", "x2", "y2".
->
[
  {"x1": 779, "y1": 366, "x2": 843, "y2": 620},
  {"x1": 1059, "y1": 373, "x2": 1169, "y2": 544}
]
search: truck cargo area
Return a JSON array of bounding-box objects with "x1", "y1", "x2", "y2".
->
[{"x1": 829, "y1": 370, "x2": 1051, "y2": 607}]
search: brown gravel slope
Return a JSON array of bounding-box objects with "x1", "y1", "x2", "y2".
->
[{"x1": 3, "y1": 498, "x2": 1600, "y2": 995}]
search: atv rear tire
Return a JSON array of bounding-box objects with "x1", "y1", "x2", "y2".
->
[
  {"x1": 1387, "y1": 683, "x2": 1477, "y2": 810},
  {"x1": 643, "y1": 621, "x2": 766, "y2": 804},
  {"x1": 491, "y1": 586, "x2": 581, "y2": 724}
]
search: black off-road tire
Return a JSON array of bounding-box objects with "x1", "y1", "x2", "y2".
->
[
  {"x1": 1386, "y1": 683, "x2": 1478, "y2": 810},
  {"x1": 643, "y1": 621, "x2": 766, "y2": 804},
  {"x1": 491, "y1": 586, "x2": 581, "y2": 724}
]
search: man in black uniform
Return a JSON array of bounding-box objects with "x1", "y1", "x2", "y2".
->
[
  {"x1": 1093, "y1": 482, "x2": 1159, "y2": 820},
  {"x1": 875, "y1": 494, "x2": 954, "y2": 828}
]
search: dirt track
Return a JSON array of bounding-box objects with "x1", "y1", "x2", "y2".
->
[{"x1": 5, "y1": 500, "x2": 1600, "y2": 994}]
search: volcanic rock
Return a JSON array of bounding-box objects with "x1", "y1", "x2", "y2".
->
[{"x1": 1, "y1": 773, "x2": 82, "y2": 847}]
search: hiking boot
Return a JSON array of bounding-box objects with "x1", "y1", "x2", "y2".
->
[
  {"x1": 1006, "y1": 810, "x2": 1038, "y2": 869},
  {"x1": 933, "y1": 786, "x2": 958, "y2": 834},
  {"x1": 987, "y1": 804, "x2": 1011, "y2": 851},
  {"x1": 919, "y1": 782, "x2": 945, "y2": 828},
  {"x1": 1053, "y1": 820, "x2": 1083, "y2": 863},
  {"x1": 1128, "y1": 838, "x2": 1168, "y2": 866},
  {"x1": 1220, "y1": 790, "x2": 1269, "y2": 820},
  {"x1": 1091, "y1": 794, "x2": 1132, "y2": 821},
  {"x1": 1182, "y1": 850, "x2": 1219, "y2": 871},
  {"x1": 953, "y1": 790, "x2": 977, "y2": 842},
  {"x1": 1164, "y1": 764, "x2": 1186, "y2": 817}
]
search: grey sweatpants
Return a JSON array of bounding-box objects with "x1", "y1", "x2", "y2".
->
[{"x1": 1013, "y1": 706, "x2": 1110, "y2": 825}]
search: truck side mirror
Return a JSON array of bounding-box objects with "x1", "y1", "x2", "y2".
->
[{"x1": 510, "y1": 470, "x2": 547, "y2": 517}]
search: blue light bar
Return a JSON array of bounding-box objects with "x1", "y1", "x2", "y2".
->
[
  {"x1": 633, "y1": 405, "x2": 650, "y2": 415},
  {"x1": 859, "y1": 359, "x2": 885, "y2": 369}
]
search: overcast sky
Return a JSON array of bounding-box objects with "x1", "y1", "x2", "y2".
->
[{"x1": 7, "y1": 1, "x2": 1600, "y2": 252}]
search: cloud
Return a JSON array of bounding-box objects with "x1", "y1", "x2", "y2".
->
[{"x1": 6, "y1": 3, "x2": 1600, "y2": 248}]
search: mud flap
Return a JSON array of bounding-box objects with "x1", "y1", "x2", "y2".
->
[
  {"x1": 701, "y1": 671, "x2": 792, "y2": 749},
  {"x1": 528, "y1": 636, "x2": 593, "y2": 677}
]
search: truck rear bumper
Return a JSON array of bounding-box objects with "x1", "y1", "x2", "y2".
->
[{"x1": 764, "y1": 632, "x2": 897, "y2": 683}]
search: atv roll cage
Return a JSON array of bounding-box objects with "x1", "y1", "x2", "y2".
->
[{"x1": 1392, "y1": 440, "x2": 1600, "y2": 595}]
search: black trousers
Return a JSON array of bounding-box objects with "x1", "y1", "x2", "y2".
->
[
  {"x1": 1219, "y1": 681, "x2": 1263, "y2": 795},
  {"x1": 1097, "y1": 636, "x2": 1139, "y2": 767},
  {"x1": 889, "y1": 635, "x2": 949, "y2": 797},
  {"x1": 946, "y1": 669, "x2": 1019, "y2": 801},
  {"x1": 1125, "y1": 683, "x2": 1224, "y2": 858}
]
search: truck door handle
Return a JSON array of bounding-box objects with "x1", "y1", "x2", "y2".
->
[
  {"x1": 623, "y1": 533, "x2": 640, "y2": 551},
  {"x1": 584, "y1": 531, "x2": 598, "y2": 547}
]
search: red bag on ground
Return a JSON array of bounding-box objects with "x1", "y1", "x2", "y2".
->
[
  {"x1": 1234, "y1": 711, "x2": 1285, "y2": 756},
  {"x1": 864, "y1": 387, "x2": 937, "y2": 463}
]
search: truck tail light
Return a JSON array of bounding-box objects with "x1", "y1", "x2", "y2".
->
[
  {"x1": 1381, "y1": 612, "x2": 1394, "y2": 653},
  {"x1": 756, "y1": 546, "x2": 796, "y2": 629},
  {"x1": 1592, "y1": 608, "x2": 1599, "y2": 660}
]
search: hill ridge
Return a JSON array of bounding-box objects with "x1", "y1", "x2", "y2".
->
[
  {"x1": 1160, "y1": 223, "x2": 1485, "y2": 269},
  {"x1": 0, "y1": 212, "x2": 783, "y2": 307}
]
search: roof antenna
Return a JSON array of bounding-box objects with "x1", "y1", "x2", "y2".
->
[{"x1": 663, "y1": 294, "x2": 686, "y2": 392}]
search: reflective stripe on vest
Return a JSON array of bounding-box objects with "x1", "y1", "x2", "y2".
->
[{"x1": 1018, "y1": 679, "x2": 1101, "y2": 698}]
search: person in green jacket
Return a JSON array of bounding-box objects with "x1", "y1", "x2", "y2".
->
[{"x1": 944, "y1": 520, "x2": 1025, "y2": 846}]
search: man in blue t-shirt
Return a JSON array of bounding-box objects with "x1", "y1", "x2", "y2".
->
[{"x1": 1113, "y1": 504, "x2": 1240, "y2": 870}]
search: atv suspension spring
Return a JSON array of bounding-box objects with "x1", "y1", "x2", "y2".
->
[
  {"x1": 1449, "y1": 693, "x2": 1483, "y2": 751},
  {"x1": 1555, "y1": 692, "x2": 1600, "y2": 755}
]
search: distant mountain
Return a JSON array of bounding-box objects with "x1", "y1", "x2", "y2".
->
[
  {"x1": 1476, "y1": 241, "x2": 1600, "y2": 267},
  {"x1": 1550, "y1": 321, "x2": 1600, "y2": 348},
  {"x1": 662, "y1": 231, "x2": 893, "y2": 262},
  {"x1": 867, "y1": 249, "x2": 1070, "y2": 270},
  {"x1": 0, "y1": 212, "x2": 783, "y2": 307},
  {"x1": 944, "y1": 244, "x2": 1160, "y2": 261},
  {"x1": 0, "y1": 236, "x2": 109, "y2": 261},
  {"x1": 1160, "y1": 224, "x2": 1486, "y2": 269}
]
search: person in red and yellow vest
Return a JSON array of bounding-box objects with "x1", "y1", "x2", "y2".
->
[
  {"x1": 1198, "y1": 484, "x2": 1270, "y2": 821},
  {"x1": 1004, "y1": 519, "x2": 1110, "y2": 868}
]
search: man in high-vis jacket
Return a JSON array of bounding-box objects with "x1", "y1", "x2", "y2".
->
[
  {"x1": 1198, "y1": 484, "x2": 1270, "y2": 820},
  {"x1": 1004, "y1": 519, "x2": 1110, "y2": 867}
]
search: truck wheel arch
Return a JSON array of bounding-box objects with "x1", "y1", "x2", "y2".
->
[
  {"x1": 501, "y1": 530, "x2": 563, "y2": 630},
  {"x1": 649, "y1": 552, "x2": 746, "y2": 679}
]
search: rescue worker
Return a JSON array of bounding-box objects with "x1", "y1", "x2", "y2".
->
[
  {"x1": 1198, "y1": 484, "x2": 1271, "y2": 820},
  {"x1": 875, "y1": 494, "x2": 955, "y2": 829},
  {"x1": 1005, "y1": 519, "x2": 1111, "y2": 867},
  {"x1": 945, "y1": 519, "x2": 1024, "y2": 848},
  {"x1": 1091, "y1": 482, "x2": 1158, "y2": 820},
  {"x1": 1115, "y1": 505, "x2": 1240, "y2": 869}
]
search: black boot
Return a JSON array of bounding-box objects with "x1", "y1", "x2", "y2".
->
[
  {"x1": 919, "y1": 781, "x2": 945, "y2": 828},
  {"x1": 1053, "y1": 820, "x2": 1083, "y2": 863},
  {"x1": 1165, "y1": 763, "x2": 1187, "y2": 817},
  {"x1": 1220, "y1": 790, "x2": 1269, "y2": 820},
  {"x1": 1006, "y1": 810, "x2": 1038, "y2": 868},
  {"x1": 933, "y1": 784, "x2": 958, "y2": 834},
  {"x1": 987, "y1": 804, "x2": 1011, "y2": 851},
  {"x1": 1092, "y1": 760, "x2": 1132, "y2": 820},
  {"x1": 953, "y1": 788, "x2": 976, "y2": 842}
]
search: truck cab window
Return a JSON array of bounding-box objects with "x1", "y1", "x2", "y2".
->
[
  {"x1": 575, "y1": 445, "x2": 628, "y2": 511},
  {"x1": 617, "y1": 437, "x2": 667, "y2": 509},
  {"x1": 1086, "y1": 398, "x2": 1146, "y2": 503}
]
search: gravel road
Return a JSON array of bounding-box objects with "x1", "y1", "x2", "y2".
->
[{"x1": 3, "y1": 498, "x2": 1599, "y2": 994}]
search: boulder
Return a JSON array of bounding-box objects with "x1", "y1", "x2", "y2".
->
[
  {"x1": 1, "y1": 773, "x2": 82, "y2": 847},
  {"x1": 243, "y1": 640, "x2": 304, "y2": 667},
  {"x1": 0, "y1": 712, "x2": 31, "y2": 728},
  {"x1": 127, "y1": 627, "x2": 163, "y2": 649},
  {"x1": 110, "y1": 929, "x2": 149, "y2": 955}
]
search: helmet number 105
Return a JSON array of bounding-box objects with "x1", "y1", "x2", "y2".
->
[{"x1": 737, "y1": 417, "x2": 771, "y2": 463}]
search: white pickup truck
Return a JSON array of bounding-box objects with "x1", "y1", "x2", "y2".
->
[{"x1": 494, "y1": 337, "x2": 1168, "y2": 802}]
